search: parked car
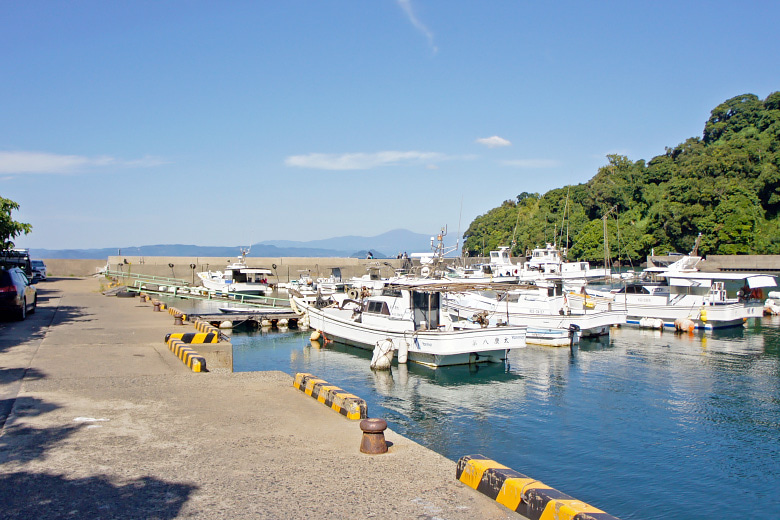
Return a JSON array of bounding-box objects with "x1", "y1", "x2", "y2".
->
[
  {"x1": 0, "y1": 267, "x2": 37, "y2": 320},
  {"x1": 31, "y1": 259, "x2": 47, "y2": 281}
]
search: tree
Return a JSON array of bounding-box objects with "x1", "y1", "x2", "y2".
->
[
  {"x1": 463, "y1": 92, "x2": 780, "y2": 259},
  {"x1": 703, "y1": 94, "x2": 763, "y2": 144},
  {"x1": 1, "y1": 197, "x2": 32, "y2": 251}
]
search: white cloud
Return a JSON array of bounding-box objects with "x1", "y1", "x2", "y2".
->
[
  {"x1": 476, "y1": 136, "x2": 511, "y2": 148},
  {"x1": 397, "y1": 0, "x2": 438, "y2": 54},
  {"x1": 502, "y1": 159, "x2": 561, "y2": 168},
  {"x1": 285, "y1": 151, "x2": 461, "y2": 170},
  {"x1": 0, "y1": 151, "x2": 168, "y2": 174},
  {"x1": 123, "y1": 155, "x2": 171, "y2": 168}
]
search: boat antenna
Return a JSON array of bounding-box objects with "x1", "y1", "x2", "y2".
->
[
  {"x1": 511, "y1": 200, "x2": 522, "y2": 254},
  {"x1": 559, "y1": 186, "x2": 570, "y2": 257},
  {"x1": 457, "y1": 196, "x2": 463, "y2": 261}
]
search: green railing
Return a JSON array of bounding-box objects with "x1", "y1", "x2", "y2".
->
[
  {"x1": 105, "y1": 269, "x2": 190, "y2": 286},
  {"x1": 129, "y1": 280, "x2": 290, "y2": 308}
]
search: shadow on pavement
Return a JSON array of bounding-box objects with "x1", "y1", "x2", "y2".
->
[
  {"x1": 0, "y1": 303, "x2": 90, "y2": 351},
  {"x1": 0, "y1": 472, "x2": 197, "y2": 519}
]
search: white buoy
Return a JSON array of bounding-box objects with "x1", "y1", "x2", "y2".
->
[
  {"x1": 310, "y1": 330, "x2": 321, "y2": 341},
  {"x1": 219, "y1": 320, "x2": 233, "y2": 329},
  {"x1": 397, "y1": 340, "x2": 408, "y2": 364},
  {"x1": 640, "y1": 317, "x2": 664, "y2": 330},
  {"x1": 370, "y1": 339, "x2": 394, "y2": 370},
  {"x1": 278, "y1": 318, "x2": 288, "y2": 327}
]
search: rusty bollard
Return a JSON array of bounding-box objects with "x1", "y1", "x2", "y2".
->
[
  {"x1": 153, "y1": 301, "x2": 161, "y2": 312},
  {"x1": 139, "y1": 294, "x2": 147, "y2": 302},
  {"x1": 174, "y1": 313, "x2": 183, "y2": 326},
  {"x1": 359, "y1": 418, "x2": 388, "y2": 454}
]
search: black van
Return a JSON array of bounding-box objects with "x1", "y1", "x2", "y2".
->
[{"x1": 0, "y1": 249, "x2": 33, "y2": 278}]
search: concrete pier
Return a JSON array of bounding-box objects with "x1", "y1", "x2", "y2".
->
[{"x1": 0, "y1": 277, "x2": 512, "y2": 519}]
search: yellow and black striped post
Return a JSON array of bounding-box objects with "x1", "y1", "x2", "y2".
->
[
  {"x1": 166, "y1": 338, "x2": 207, "y2": 372},
  {"x1": 456, "y1": 455, "x2": 619, "y2": 520},
  {"x1": 293, "y1": 373, "x2": 368, "y2": 420},
  {"x1": 194, "y1": 320, "x2": 221, "y2": 336},
  {"x1": 164, "y1": 332, "x2": 219, "y2": 344}
]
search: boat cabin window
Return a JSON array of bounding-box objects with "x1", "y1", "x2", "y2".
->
[
  {"x1": 616, "y1": 285, "x2": 650, "y2": 294},
  {"x1": 364, "y1": 300, "x2": 390, "y2": 315},
  {"x1": 381, "y1": 288, "x2": 402, "y2": 298},
  {"x1": 491, "y1": 250, "x2": 510, "y2": 263},
  {"x1": 411, "y1": 291, "x2": 440, "y2": 329}
]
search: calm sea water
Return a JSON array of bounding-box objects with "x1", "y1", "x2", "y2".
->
[{"x1": 168, "y1": 297, "x2": 780, "y2": 519}]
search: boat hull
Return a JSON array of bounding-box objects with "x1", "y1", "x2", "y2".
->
[
  {"x1": 618, "y1": 301, "x2": 764, "y2": 330},
  {"x1": 199, "y1": 279, "x2": 268, "y2": 296},
  {"x1": 444, "y1": 295, "x2": 625, "y2": 343},
  {"x1": 526, "y1": 327, "x2": 579, "y2": 347},
  {"x1": 297, "y1": 298, "x2": 526, "y2": 368}
]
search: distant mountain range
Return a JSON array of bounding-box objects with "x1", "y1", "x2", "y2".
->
[{"x1": 30, "y1": 229, "x2": 439, "y2": 259}]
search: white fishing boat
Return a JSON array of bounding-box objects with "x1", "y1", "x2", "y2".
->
[
  {"x1": 292, "y1": 280, "x2": 527, "y2": 368},
  {"x1": 443, "y1": 284, "x2": 626, "y2": 346},
  {"x1": 514, "y1": 243, "x2": 609, "y2": 285},
  {"x1": 316, "y1": 267, "x2": 347, "y2": 295},
  {"x1": 575, "y1": 253, "x2": 776, "y2": 330},
  {"x1": 197, "y1": 249, "x2": 273, "y2": 296},
  {"x1": 450, "y1": 244, "x2": 607, "y2": 287},
  {"x1": 446, "y1": 247, "x2": 519, "y2": 283}
]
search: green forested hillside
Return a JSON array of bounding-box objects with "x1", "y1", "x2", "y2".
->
[{"x1": 463, "y1": 92, "x2": 780, "y2": 263}]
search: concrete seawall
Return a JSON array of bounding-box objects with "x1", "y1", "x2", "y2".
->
[
  {"x1": 44, "y1": 254, "x2": 780, "y2": 279},
  {"x1": 43, "y1": 256, "x2": 415, "y2": 281}
]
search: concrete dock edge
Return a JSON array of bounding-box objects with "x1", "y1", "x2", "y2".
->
[
  {"x1": 166, "y1": 338, "x2": 208, "y2": 372},
  {"x1": 293, "y1": 372, "x2": 368, "y2": 420},
  {"x1": 456, "y1": 454, "x2": 620, "y2": 520}
]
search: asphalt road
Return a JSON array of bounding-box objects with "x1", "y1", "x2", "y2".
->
[{"x1": 0, "y1": 277, "x2": 512, "y2": 519}]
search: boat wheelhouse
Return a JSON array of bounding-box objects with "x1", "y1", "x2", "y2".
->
[{"x1": 197, "y1": 249, "x2": 273, "y2": 296}]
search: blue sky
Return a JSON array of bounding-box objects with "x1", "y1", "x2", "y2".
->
[{"x1": 2, "y1": 1, "x2": 779, "y2": 250}]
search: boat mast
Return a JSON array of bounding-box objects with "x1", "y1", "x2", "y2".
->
[
  {"x1": 511, "y1": 202, "x2": 522, "y2": 254},
  {"x1": 602, "y1": 205, "x2": 617, "y2": 281},
  {"x1": 690, "y1": 232, "x2": 702, "y2": 256}
]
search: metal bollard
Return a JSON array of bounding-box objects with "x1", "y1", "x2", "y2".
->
[
  {"x1": 153, "y1": 302, "x2": 161, "y2": 312},
  {"x1": 359, "y1": 418, "x2": 388, "y2": 454},
  {"x1": 174, "y1": 314, "x2": 183, "y2": 326}
]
